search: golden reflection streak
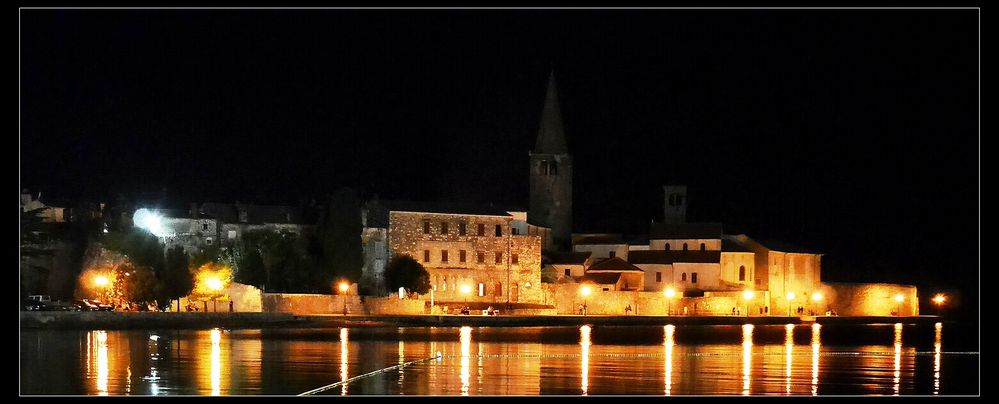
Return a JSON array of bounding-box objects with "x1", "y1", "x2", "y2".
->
[
  {"x1": 96, "y1": 331, "x2": 108, "y2": 396},
  {"x1": 664, "y1": 325, "x2": 675, "y2": 396},
  {"x1": 893, "y1": 323, "x2": 902, "y2": 396},
  {"x1": 580, "y1": 325, "x2": 591, "y2": 396},
  {"x1": 460, "y1": 326, "x2": 472, "y2": 396},
  {"x1": 742, "y1": 324, "x2": 753, "y2": 396},
  {"x1": 210, "y1": 328, "x2": 221, "y2": 396},
  {"x1": 340, "y1": 328, "x2": 349, "y2": 396},
  {"x1": 785, "y1": 324, "x2": 794, "y2": 396},
  {"x1": 934, "y1": 323, "x2": 942, "y2": 395},
  {"x1": 398, "y1": 340, "x2": 405, "y2": 387},
  {"x1": 811, "y1": 323, "x2": 821, "y2": 396}
]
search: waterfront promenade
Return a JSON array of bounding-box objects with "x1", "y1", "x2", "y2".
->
[{"x1": 21, "y1": 311, "x2": 944, "y2": 330}]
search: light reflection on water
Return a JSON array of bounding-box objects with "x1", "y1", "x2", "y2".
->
[{"x1": 21, "y1": 324, "x2": 977, "y2": 396}]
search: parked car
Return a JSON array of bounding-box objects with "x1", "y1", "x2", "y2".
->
[
  {"x1": 43, "y1": 301, "x2": 80, "y2": 311},
  {"x1": 75, "y1": 300, "x2": 101, "y2": 311},
  {"x1": 89, "y1": 300, "x2": 115, "y2": 311},
  {"x1": 460, "y1": 306, "x2": 470, "y2": 315},
  {"x1": 23, "y1": 299, "x2": 46, "y2": 311}
]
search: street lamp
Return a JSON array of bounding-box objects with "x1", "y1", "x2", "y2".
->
[
  {"x1": 742, "y1": 290, "x2": 755, "y2": 317},
  {"x1": 933, "y1": 294, "x2": 946, "y2": 315},
  {"x1": 894, "y1": 294, "x2": 904, "y2": 316},
  {"x1": 811, "y1": 292, "x2": 823, "y2": 315},
  {"x1": 580, "y1": 286, "x2": 592, "y2": 316},
  {"x1": 339, "y1": 282, "x2": 350, "y2": 316},
  {"x1": 786, "y1": 292, "x2": 795, "y2": 317},
  {"x1": 460, "y1": 284, "x2": 472, "y2": 305},
  {"x1": 207, "y1": 276, "x2": 224, "y2": 312},
  {"x1": 663, "y1": 287, "x2": 676, "y2": 316}
]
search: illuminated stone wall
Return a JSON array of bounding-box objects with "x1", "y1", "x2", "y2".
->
[
  {"x1": 720, "y1": 252, "x2": 755, "y2": 288},
  {"x1": 547, "y1": 283, "x2": 760, "y2": 315},
  {"x1": 821, "y1": 282, "x2": 919, "y2": 316},
  {"x1": 650, "y1": 239, "x2": 722, "y2": 251},
  {"x1": 260, "y1": 293, "x2": 363, "y2": 315},
  {"x1": 765, "y1": 252, "x2": 823, "y2": 314},
  {"x1": 388, "y1": 211, "x2": 543, "y2": 304}
]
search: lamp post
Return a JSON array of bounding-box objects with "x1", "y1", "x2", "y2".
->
[
  {"x1": 933, "y1": 294, "x2": 946, "y2": 315},
  {"x1": 580, "y1": 286, "x2": 592, "y2": 316},
  {"x1": 207, "y1": 276, "x2": 224, "y2": 312},
  {"x1": 663, "y1": 287, "x2": 676, "y2": 316},
  {"x1": 94, "y1": 275, "x2": 110, "y2": 303},
  {"x1": 894, "y1": 294, "x2": 904, "y2": 317},
  {"x1": 811, "y1": 292, "x2": 823, "y2": 316},
  {"x1": 742, "y1": 290, "x2": 755, "y2": 317},
  {"x1": 339, "y1": 282, "x2": 350, "y2": 316},
  {"x1": 786, "y1": 292, "x2": 795, "y2": 317},
  {"x1": 460, "y1": 284, "x2": 472, "y2": 305}
]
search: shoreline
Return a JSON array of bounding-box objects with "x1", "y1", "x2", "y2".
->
[{"x1": 20, "y1": 311, "x2": 946, "y2": 330}]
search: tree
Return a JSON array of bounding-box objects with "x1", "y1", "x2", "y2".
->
[
  {"x1": 319, "y1": 188, "x2": 363, "y2": 286},
  {"x1": 102, "y1": 227, "x2": 165, "y2": 274},
  {"x1": 117, "y1": 264, "x2": 163, "y2": 307},
  {"x1": 160, "y1": 246, "x2": 194, "y2": 310},
  {"x1": 384, "y1": 254, "x2": 431, "y2": 295},
  {"x1": 20, "y1": 208, "x2": 55, "y2": 299}
]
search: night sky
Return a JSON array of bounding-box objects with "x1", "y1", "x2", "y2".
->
[{"x1": 20, "y1": 9, "x2": 978, "y2": 314}]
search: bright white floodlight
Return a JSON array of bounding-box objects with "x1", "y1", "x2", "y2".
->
[{"x1": 132, "y1": 208, "x2": 168, "y2": 237}]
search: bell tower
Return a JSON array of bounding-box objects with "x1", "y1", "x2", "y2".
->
[{"x1": 529, "y1": 71, "x2": 573, "y2": 250}]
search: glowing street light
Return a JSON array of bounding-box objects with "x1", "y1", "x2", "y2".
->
[
  {"x1": 663, "y1": 287, "x2": 677, "y2": 316},
  {"x1": 580, "y1": 286, "x2": 592, "y2": 316},
  {"x1": 894, "y1": 294, "x2": 905, "y2": 316},
  {"x1": 933, "y1": 294, "x2": 946, "y2": 316},
  {"x1": 742, "y1": 290, "x2": 755, "y2": 317},
  {"x1": 94, "y1": 275, "x2": 109, "y2": 288},
  {"x1": 460, "y1": 284, "x2": 472, "y2": 304},
  {"x1": 206, "y1": 277, "x2": 224, "y2": 291},
  {"x1": 786, "y1": 292, "x2": 796, "y2": 317},
  {"x1": 339, "y1": 282, "x2": 350, "y2": 316}
]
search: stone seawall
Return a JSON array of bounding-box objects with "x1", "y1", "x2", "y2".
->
[{"x1": 22, "y1": 311, "x2": 943, "y2": 330}]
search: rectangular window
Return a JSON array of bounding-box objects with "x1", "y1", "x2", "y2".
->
[
  {"x1": 423, "y1": 250, "x2": 430, "y2": 263},
  {"x1": 202, "y1": 223, "x2": 209, "y2": 231},
  {"x1": 511, "y1": 254, "x2": 519, "y2": 265},
  {"x1": 495, "y1": 252, "x2": 503, "y2": 264},
  {"x1": 477, "y1": 251, "x2": 485, "y2": 263},
  {"x1": 441, "y1": 250, "x2": 448, "y2": 263},
  {"x1": 609, "y1": 251, "x2": 616, "y2": 258},
  {"x1": 206, "y1": 238, "x2": 213, "y2": 245},
  {"x1": 477, "y1": 223, "x2": 485, "y2": 236},
  {"x1": 564, "y1": 268, "x2": 571, "y2": 276},
  {"x1": 495, "y1": 224, "x2": 502, "y2": 237},
  {"x1": 478, "y1": 283, "x2": 484, "y2": 297},
  {"x1": 512, "y1": 227, "x2": 520, "y2": 235},
  {"x1": 494, "y1": 283, "x2": 502, "y2": 297},
  {"x1": 423, "y1": 220, "x2": 431, "y2": 234},
  {"x1": 459, "y1": 250, "x2": 466, "y2": 263},
  {"x1": 458, "y1": 222, "x2": 466, "y2": 235},
  {"x1": 656, "y1": 272, "x2": 662, "y2": 282},
  {"x1": 441, "y1": 222, "x2": 449, "y2": 235},
  {"x1": 692, "y1": 272, "x2": 698, "y2": 284}
]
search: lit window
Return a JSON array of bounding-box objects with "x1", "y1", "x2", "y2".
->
[{"x1": 478, "y1": 283, "x2": 484, "y2": 297}]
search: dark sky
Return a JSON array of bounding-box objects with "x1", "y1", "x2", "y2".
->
[{"x1": 20, "y1": 9, "x2": 978, "y2": 311}]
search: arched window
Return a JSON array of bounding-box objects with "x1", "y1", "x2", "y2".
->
[
  {"x1": 683, "y1": 243, "x2": 689, "y2": 251},
  {"x1": 664, "y1": 243, "x2": 671, "y2": 251},
  {"x1": 541, "y1": 160, "x2": 548, "y2": 175},
  {"x1": 681, "y1": 273, "x2": 687, "y2": 282},
  {"x1": 549, "y1": 161, "x2": 558, "y2": 175},
  {"x1": 739, "y1": 266, "x2": 746, "y2": 281},
  {"x1": 700, "y1": 243, "x2": 706, "y2": 251}
]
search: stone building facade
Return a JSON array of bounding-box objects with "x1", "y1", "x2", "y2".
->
[{"x1": 384, "y1": 205, "x2": 543, "y2": 305}]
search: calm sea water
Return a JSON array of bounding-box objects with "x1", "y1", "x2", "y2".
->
[{"x1": 20, "y1": 323, "x2": 979, "y2": 396}]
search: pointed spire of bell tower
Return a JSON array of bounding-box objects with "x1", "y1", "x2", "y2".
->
[{"x1": 534, "y1": 70, "x2": 568, "y2": 154}]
